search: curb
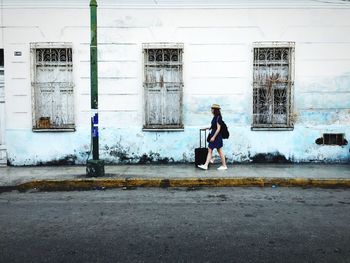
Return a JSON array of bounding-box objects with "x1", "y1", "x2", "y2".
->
[{"x1": 1, "y1": 177, "x2": 349, "y2": 192}]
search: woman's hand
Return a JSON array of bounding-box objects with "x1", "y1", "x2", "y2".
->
[{"x1": 210, "y1": 136, "x2": 215, "y2": 142}]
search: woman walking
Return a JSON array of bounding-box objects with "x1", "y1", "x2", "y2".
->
[{"x1": 198, "y1": 104, "x2": 227, "y2": 170}]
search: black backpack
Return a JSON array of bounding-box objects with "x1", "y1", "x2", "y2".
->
[{"x1": 221, "y1": 121, "x2": 229, "y2": 139}]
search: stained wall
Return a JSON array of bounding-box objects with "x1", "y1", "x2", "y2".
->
[{"x1": 2, "y1": 4, "x2": 350, "y2": 164}]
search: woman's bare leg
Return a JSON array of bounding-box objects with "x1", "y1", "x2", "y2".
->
[
  {"x1": 204, "y1": 148, "x2": 213, "y2": 167},
  {"x1": 217, "y1": 148, "x2": 227, "y2": 167}
]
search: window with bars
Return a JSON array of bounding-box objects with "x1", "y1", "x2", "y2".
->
[
  {"x1": 0, "y1": 49, "x2": 4, "y2": 159},
  {"x1": 0, "y1": 49, "x2": 3, "y2": 66},
  {"x1": 143, "y1": 44, "x2": 184, "y2": 130},
  {"x1": 315, "y1": 133, "x2": 348, "y2": 146},
  {"x1": 0, "y1": 49, "x2": 4, "y2": 100},
  {"x1": 31, "y1": 43, "x2": 74, "y2": 131},
  {"x1": 252, "y1": 43, "x2": 295, "y2": 130}
]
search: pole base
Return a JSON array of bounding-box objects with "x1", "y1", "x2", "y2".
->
[{"x1": 86, "y1": 159, "x2": 105, "y2": 177}]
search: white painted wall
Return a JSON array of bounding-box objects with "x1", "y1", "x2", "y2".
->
[
  {"x1": 2, "y1": 1, "x2": 350, "y2": 165},
  {"x1": 0, "y1": 6, "x2": 6, "y2": 164},
  {"x1": 0, "y1": 81, "x2": 5, "y2": 165}
]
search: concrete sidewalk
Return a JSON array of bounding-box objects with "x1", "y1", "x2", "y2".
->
[{"x1": 0, "y1": 164, "x2": 350, "y2": 190}]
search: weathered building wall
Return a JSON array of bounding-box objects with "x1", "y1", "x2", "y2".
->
[
  {"x1": 2, "y1": 3, "x2": 350, "y2": 165},
  {"x1": 0, "y1": 10, "x2": 6, "y2": 165}
]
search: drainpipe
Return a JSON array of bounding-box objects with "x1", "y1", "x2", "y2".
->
[{"x1": 86, "y1": 0, "x2": 105, "y2": 177}]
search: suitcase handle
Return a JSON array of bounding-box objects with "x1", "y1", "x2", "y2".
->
[{"x1": 199, "y1": 129, "x2": 207, "y2": 148}]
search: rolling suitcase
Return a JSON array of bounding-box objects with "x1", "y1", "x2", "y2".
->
[{"x1": 195, "y1": 129, "x2": 208, "y2": 166}]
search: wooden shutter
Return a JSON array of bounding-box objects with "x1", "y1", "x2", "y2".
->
[
  {"x1": 164, "y1": 66, "x2": 182, "y2": 126},
  {"x1": 32, "y1": 46, "x2": 74, "y2": 130},
  {"x1": 145, "y1": 65, "x2": 163, "y2": 126},
  {"x1": 144, "y1": 45, "x2": 183, "y2": 129}
]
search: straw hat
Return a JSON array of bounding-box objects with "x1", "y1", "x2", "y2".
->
[{"x1": 211, "y1": 104, "x2": 221, "y2": 109}]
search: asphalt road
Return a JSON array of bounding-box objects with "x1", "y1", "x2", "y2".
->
[{"x1": 0, "y1": 187, "x2": 350, "y2": 263}]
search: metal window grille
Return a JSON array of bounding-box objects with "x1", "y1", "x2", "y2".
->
[
  {"x1": 31, "y1": 44, "x2": 74, "y2": 130},
  {"x1": 0, "y1": 49, "x2": 3, "y2": 67},
  {"x1": 0, "y1": 67, "x2": 3, "y2": 99},
  {"x1": 143, "y1": 44, "x2": 184, "y2": 130},
  {"x1": 323, "y1": 133, "x2": 346, "y2": 146},
  {"x1": 0, "y1": 49, "x2": 5, "y2": 156},
  {"x1": 252, "y1": 43, "x2": 294, "y2": 129},
  {"x1": 0, "y1": 49, "x2": 4, "y2": 100}
]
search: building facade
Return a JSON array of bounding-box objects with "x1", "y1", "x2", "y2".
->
[{"x1": 0, "y1": 0, "x2": 349, "y2": 165}]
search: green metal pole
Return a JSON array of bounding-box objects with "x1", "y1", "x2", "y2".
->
[
  {"x1": 90, "y1": 0, "x2": 98, "y2": 160},
  {"x1": 87, "y1": 0, "x2": 105, "y2": 177}
]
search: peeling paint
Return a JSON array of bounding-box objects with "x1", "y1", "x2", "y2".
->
[
  {"x1": 5, "y1": 126, "x2": 350, "y2": 166},
  {"x1": 3, "y1": 9, "x2": 350, "y2": 166},
  {"x1": 8, "y1": 155, "x2": 77, "y2": 166},
  {"x1": 251, "y1": 152, "x2": 291, "y2": 163}
]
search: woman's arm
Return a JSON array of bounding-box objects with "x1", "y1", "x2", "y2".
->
[{"x1": 210, "y1": 122, "x2": 221, "y2": 142}]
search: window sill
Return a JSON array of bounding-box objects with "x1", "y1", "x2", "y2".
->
[
  {"x1": 143, "y1": 125, "x2": 184, "y2": 132},
  {"x1": 32, "y1": 128, "x2": 76, "y2": 132},
  {"x1": 251, "y1": 126, "x2": 294, "y2": 131}
]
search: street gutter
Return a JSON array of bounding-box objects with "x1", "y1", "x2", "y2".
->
[{"x1": 1, "y1": 177, "x2": 350, "y2": 192}]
